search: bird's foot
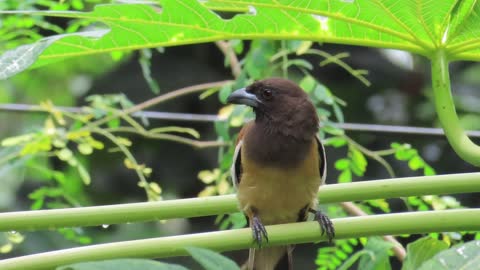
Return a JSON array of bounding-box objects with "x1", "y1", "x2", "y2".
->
[
  {"x1": 251, "y1": 215, "x2": 268, "y2": 247},
  {"x1": 309, "y1": 208, "x2": 335, "y2": 243}
]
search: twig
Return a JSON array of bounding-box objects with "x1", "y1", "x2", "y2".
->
[
  {"x1": 340, "y1": 202, "x2": 407, "y2": 261},
  {"x1": 107, "y1": 127, "x2": 229, "y2": 149},
  {"x1": 343, "y1": 135, "x2": 395, "y2": 177},
  {"x1": 87, "y1": 80, "x2": 233, "y2": 128},
  {"x1": 215, "y1": 41, "x2": 241, "y2": 78}
]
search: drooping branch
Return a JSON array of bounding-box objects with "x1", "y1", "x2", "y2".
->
[
  {"x1": 86, "y1": 80, "x2": 233, "y2": 128},
  {"x1": 431, "y1": 50, "x2": 480, "y2": 166}
]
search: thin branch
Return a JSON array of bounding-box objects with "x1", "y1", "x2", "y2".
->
[
  {"x1": 344, "y1": 135, "x2": 395, "y2": 177},
  {"x1": 0, "y1": 209, "x2": 478, "y2": 270},
  {"x1": 108, "y1": 127, "x2": 228, "y2": 149},
  {"x1": 340, "y1": 202, "x2": 406, "y2": 261},
  {"x1": 91, "y1": 127, "x2": 154, "y2": 200},
  {"x1": 87, "y1": 80, "x2": 233, "y2": 128},
  {"x1": 215, "y1": 41, "x2": 241, "y2": 78}
]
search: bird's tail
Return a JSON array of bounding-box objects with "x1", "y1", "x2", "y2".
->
[{"x1": 241, "y1": 245, "x2": 293, "y2": 270}]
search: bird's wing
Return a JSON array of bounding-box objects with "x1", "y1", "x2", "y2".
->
[
  {"x1": 315, "y1": 134, "x2": 327, "y2": 185},
  {"x1": 231, "y1": 139, "x2": 242, "y2": 190},
  {"x1": 231, "y1": 122, "x2": 253, "y2": 189}
]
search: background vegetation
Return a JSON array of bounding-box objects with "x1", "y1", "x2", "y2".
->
[{"x1": 0, "y1": 1, "x2": 479, "y2": 269}]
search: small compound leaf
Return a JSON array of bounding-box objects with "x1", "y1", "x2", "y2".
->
[
  {"x1": 186, "y1": 247, "x2": 240, "y2": 270},
  {"x1": 402, "y1": 237, "x2": 449, "y2": 270},
  {"x1": 77, "y1": 163, "x2": 91, "y2": 185},
  {"x1": 335, "y1": 158, "x2": 350, "y2": 170},
  {"x1": 358, "y1": 237, "x2": 394, "y2": 270},
  {"x1": 0, "y1": 39, "x2": 54, "y2": 80},
  {"x1": 325, "y1": 137, "x2": 348, "y2": 148},
  {"x1": 338, "y1": 169, "x2": 352, "y2": 183},
  {"x1": 0, "y1": 30, "x2": 108, "y2": 79},
  {"x1": 418, "y1": 240, "x2": 480, "y2": 270},
  {"x1": 56, "y1": 259, "x2": 189, "y2": 270}
]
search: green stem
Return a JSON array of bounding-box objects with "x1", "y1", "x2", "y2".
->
[
  {"x1": 107, "y1": 127, "x2": 228, "y2": 149},
  {"x1": 281, "y1": 40, "x2": 288, "y2": 78},
  {"x1": 344, "y1": 135, "x2": 395, "y2": 177},
  {"x1": 0, "y1": 173, "x2": 479, "y2": 232},
  {"x1": 431, "y1": 50, "x2": 480, "y2": 166},
  {"x1": 91, "y1": 128, "x2": 153, "y2": 200},
  {"x1": 86, "y1": 80, "x2": 232, "y2": 129},
  {"x1": 0, "y1": 209, "x2": 478, "y2": 270}
]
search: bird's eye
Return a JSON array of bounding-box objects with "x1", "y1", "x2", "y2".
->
[{"x1": 262, "y1": 89, "x2": 273, "y2": 100}]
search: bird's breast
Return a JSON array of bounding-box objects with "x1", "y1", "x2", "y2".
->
[{"x1": 237, "y1": 139, "x2": 321, "y2": 225}]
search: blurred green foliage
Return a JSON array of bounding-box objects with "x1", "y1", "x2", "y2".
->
[{"x1": 0, "y1": 1, "x2": 479, "y2": 269}]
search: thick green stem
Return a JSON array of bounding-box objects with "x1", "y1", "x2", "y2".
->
[
  {"x1": 431, "y1": 50, "x2": 480, "y2": 166},
  {"x1": 1, "y1": 173, "x2": 480, "y2": 232},
  {"x1": 0, "y1": 209, "x2": 478, "y2": 270}
]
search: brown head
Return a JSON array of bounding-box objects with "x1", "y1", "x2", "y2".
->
[{"x1": 227, "y1": 78, "x2": 319, "y2": 140}]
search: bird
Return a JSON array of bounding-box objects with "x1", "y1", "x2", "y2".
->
[{"x1": 227, "y1": 78, "x2": 335, "y2": 270}]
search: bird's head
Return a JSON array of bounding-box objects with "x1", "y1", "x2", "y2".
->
[{"x1": 227, "y1": 78, "x2": 319, "y2": 137}]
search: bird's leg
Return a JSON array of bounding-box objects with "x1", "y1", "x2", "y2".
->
[
  {"x1": 247, "y1": 207, "x2": 268, "y2": 247},
  {"x1": 309, "y1": 208, "x2": 335, "y2": 243}
]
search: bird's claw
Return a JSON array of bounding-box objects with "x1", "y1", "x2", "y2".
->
[
  {"x1": 311, "y1": 209, "x2": 335, "y2": 243},
  {"x1": 251, "y1": 215, "x2": 268, "y2": 247}
]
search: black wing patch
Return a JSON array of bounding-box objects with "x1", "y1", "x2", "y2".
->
[
  {"x1": 231, "y1": 140, "x2": 243, "y2": 188},
  {"x1": 315, "y1": 135, "x2": 327, "y2": 183}
]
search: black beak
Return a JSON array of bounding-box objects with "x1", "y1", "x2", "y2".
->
[{"x1": 226, "y1": 87, "x2": 261, "y2": 108}]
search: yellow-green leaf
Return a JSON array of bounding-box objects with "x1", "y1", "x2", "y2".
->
[
  {"x1": 1, "y1": 133, "x2": 35, "y2": 147},
  {"x1": 78, "y1": 143, "x2": 93, "y2": 155},
  {"x1": 77, "y1": 163, "x2": 91, "y2": 185}
]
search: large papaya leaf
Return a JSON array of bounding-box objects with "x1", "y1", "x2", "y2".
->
[{"x1": 1, "y1": 0, "x2": 480, "y2": 79}]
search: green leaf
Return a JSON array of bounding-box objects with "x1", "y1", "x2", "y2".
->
[
  {"x1": 214, "y1": 121, "x2": 230, "y2": 141},
  {"x1": 77, "y1": 163, "x2": 91, "y2": 185},
  {"x1": 57, "y1": 148, "x2": 73, "y2": 161},
  {"x1": 219, "y1": 84, "x2": 233, "y2": 104},
  {"x1": 299, "y1": 75, "x2": 316, "y2": 92},
  {"x1": 358, "y1": 237, "x2": 394, "y2": 270},
  {"x1": 314, "y1": 84, "x2": 333, "y2": 105},
  {"x1": 335, "y1": 159, "x2": 350, "y2": 170},
  {"x1": 296, "y1": 41, "x2": 313, "y2": 55},
  {"x1": 56, "y1": 259, "x2": 189, "y2": 270},
  {"x1": 395, "y1": 148, "x2": 416, "y2": 161},
  {"x1": 338, "y1": 169, "x2": 352, "y2": 183},
  {"x1": 325, "y1": 137, "x2": 347, "y2": 148},
  {"x1": 286, "y1": 59, "x2": 313, "y2": 70},
  {"x1": 338, "y1": 250, "x2": 374, "y2": 270},
  {"x1": 1, "y1": 133, "x2": 35, "y2": 147},
  {"x1": 78, "y1": 144, "x2": 93, "y2": 155},
  {"x1": 185, "y1": 247, "x2": 240, "y2": 270},
  {"x1": 322, "y1": 125, "x2": 345, "y2": 136},
  {"x1": 0, "y1": 30, "x2": 107, "y2": 79},
  {"x1": 332, "y1": 103, "x2": 344, "y2": 123},
  {"x1": 198, "y1": 169, "x2": 218, "y2": 184},
  {"x1": 408, "y1": 156, "x2": 424, "y2": 170},
  {"x1": 5, "y1": 1, "x2": 480, "y2": 77},
  {"x1": 418, "y1": 240, "x2": 480, "y2": 270},
  {"x1": 402, "y1": 237, "x2": 449, "y2": 270},
  {"x1": 150, "y1": 126, "x2": 200, "y2": 139},
  {"x1": 350, "y1": 148, "x2": 367, "y2": 175},
  {"x1": 107, "y1": 118, "x2": 121, "y2": 129},
  {"x1": 139, "y1": 48, "x2": 161, "y2": 94},
  {"x1": 424, "y1": 165, "x2": 436, "y2": 176}
]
